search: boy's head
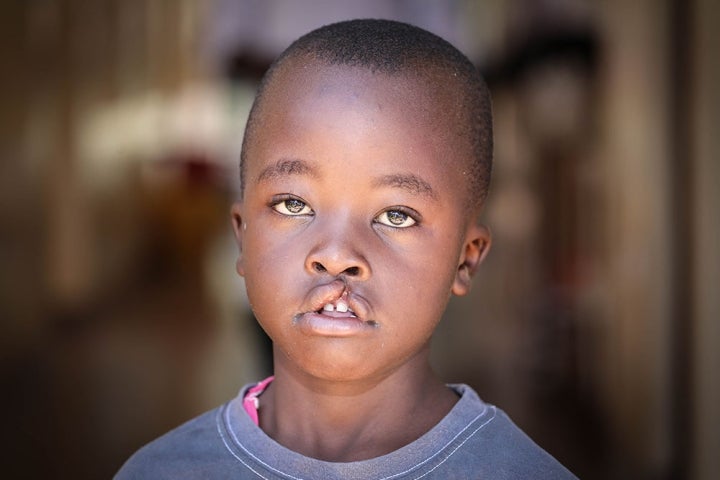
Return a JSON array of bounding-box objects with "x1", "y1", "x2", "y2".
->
[
  {"x1": 232, "y1": 19, "x2": 493, "y2": 382},
  {"x1": 240, "y1": 19, "x2": 493, "y2": 210}
]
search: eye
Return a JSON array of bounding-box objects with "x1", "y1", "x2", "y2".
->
[
  {"x1": 375, "y1": 209, "x2": 417, "y2": 228},
  {"x1": 272, "y1": 197, "x2": 313, "y2": 216}
]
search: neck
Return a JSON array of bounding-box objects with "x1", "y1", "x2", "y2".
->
[{"x1": 258, "y1": 352, "x2": 458, "y2": 462}]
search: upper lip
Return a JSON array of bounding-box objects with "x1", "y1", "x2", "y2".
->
[{"x1": 300, "y1": 279, "x2": 371, "y2": 323}]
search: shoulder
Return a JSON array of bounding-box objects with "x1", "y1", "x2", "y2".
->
[
  {"x1": 438, "y1": 384, "x2": 577, "y2": 479},
  {"x1": 114, "y1": 407, "x2": 234, "y2": 480}
]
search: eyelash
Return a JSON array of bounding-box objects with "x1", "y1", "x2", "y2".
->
[
  {"x1": 270, "y1": 195, "x2": 314, "y2": 216},
  {"x1": 373, "y1": 207, "x2": 419, "y2": 228},
  {"x1": 269, "y1": 196, "x2": 420, "y2": 229}
]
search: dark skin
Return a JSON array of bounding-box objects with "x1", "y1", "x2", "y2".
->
[{"x1": 231, "y1": 57, "x2": 490, "y2": 462}]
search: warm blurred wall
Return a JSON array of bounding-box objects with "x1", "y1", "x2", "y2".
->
[
  {"x1": 599, "y1": 1, "x2": 720, "y2": 478},
  {"x1": 599, "y1": 0, "x2": 675, "y2": 475},
  {"x1": 567, "y1": 1, "x2": 719, "y2": 477},
  {"x1": 573, "y1": 1, "x2": 715, "y2": 477},
  {"x1": 691, "y1": 1, "x2": 720, "y2": 478},
  {"x1": 1, "y1": 0, "x2": 208, "y2": 350},
  {"x1": 1, "y1": 1, "x2": 229, "y2": 478}
]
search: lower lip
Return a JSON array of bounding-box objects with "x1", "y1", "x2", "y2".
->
[{"x1": 295, "y1": 312, "x2": 377, "y2": 337}]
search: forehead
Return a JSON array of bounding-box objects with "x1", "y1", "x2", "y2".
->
[
  {"x1": 265, "y1": 57, "x2": 469, "y2": 135},
  {"x1": 245, "y1": 58, "x2": 472, "y2": 199}
]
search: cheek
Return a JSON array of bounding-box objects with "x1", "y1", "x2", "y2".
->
[
  {"x1": 376, "y1": 242, "x2": 458, "y2": 315},
  {"x1": 242, "y1": 230, "x2": 292, "y2": 307},
  {"x1": 418, "y1": 237, "x2": 463, "y2": 306}
]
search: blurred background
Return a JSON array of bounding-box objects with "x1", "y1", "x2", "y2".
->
[{"x1": 1, "y1": 0, "x2": 718, "y2": 478}]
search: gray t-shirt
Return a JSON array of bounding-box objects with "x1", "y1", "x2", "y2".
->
[{"x1": 116, "y1": 383, "x2": 576, "y2": 479}]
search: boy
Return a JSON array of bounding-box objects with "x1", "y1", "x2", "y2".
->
[{"x1": 117, "y1": 19, "x2": 576, "y2": 479}]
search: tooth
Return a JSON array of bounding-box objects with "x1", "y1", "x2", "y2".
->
[
  {"x1": 336, "y1": 301, "x2": 348, "y2": 313},
  {"x1": 323, "y1": 303, "x2": 335, "y2": 312}
]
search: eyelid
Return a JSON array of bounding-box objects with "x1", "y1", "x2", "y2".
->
[
  {"x1": 374, "y1": 206, "x2": 421, "y2": 228},
  {"x1": 270, "y1": 194, "x2": 314, "y2": 216}
]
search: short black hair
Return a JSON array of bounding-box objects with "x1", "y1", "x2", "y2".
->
[{"x1": 240, "y1": 19, "x2": 493, "y2": 206}]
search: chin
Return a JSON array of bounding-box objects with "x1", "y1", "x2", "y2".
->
[{"x1": 287, "y1": 353, "x2": 384, "y2": 385}]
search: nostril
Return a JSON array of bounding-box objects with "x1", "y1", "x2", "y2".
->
[
  {"x1": 343, "y1": 266, "x2": 360, "y2": 276},
  {"x1": 312, "y1": 262, "x2": 327, "y2": 273}
]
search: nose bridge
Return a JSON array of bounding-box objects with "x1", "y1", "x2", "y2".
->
[{"x1": 305, "y1": 210, "x2": 370, "y2": 278}]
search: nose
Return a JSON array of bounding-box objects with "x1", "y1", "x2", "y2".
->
[{"x1": 304, "y1": 218, "x2": 371, "y2": 280}]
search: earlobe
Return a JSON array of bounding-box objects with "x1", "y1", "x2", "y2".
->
[
  {"x1": 451, "y1": 224, "x2": 491, "y2": 296},
  {"x1": 230, "y1": 202, "x2": 246, "y2": 277}
]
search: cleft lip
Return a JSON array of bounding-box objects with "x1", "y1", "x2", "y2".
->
[{"x1": 301, "y1": 280, "x2": 372, "y2": 324}]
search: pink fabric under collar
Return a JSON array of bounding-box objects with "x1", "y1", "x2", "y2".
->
[{"x1": 242, "y1": 376, "x2": 274, "y2": 426}]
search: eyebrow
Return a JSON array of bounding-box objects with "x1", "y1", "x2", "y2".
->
[
  {"x1": 372, "y1": 173, "x2": 439, "y2": 201},
  {"x1": 256, "y1": 159, "x2": 438, "y2": 201},
  {"x1": 256, "y1": 158, "x2": 318, "y2": 183}
]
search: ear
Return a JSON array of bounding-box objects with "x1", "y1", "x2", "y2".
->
[
  {"x1": 230, "y1": 202, "x2": 246, "y2": 277},
  {"x1": 451, "y1": 223, "x2": 491, "y2": 296}
]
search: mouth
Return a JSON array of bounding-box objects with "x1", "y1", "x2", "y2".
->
[
  {"x1": 316, "y1": 295, "x2": 357, "y2": 318},
  {"x1": 294, "y1": 281, "x2": 378, "y2": 336}
]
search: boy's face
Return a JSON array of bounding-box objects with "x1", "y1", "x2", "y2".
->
[{"x1": 232, "y1": 60, "x2": 489, "y2": 383}]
